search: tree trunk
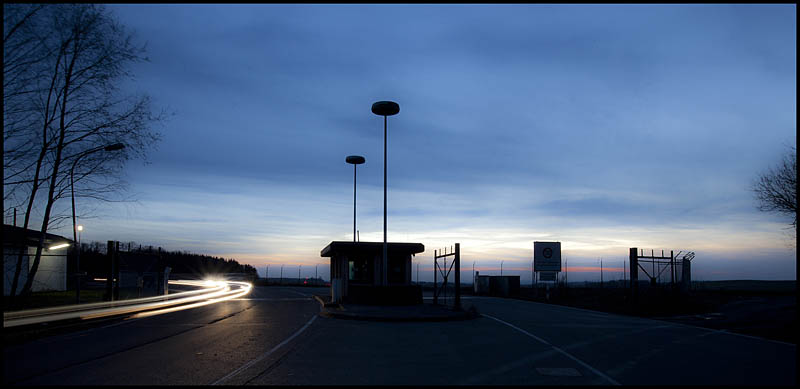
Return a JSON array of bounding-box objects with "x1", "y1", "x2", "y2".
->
[
  {"x1": 20, "y1": 38, "x2": 77, "y2": 297},
  {"x1": 9, "y1": 43, "x2": 64, "y2": 300}
]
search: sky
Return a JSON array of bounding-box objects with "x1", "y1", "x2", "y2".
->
[{"x1": 33, "y1": 4, "x2": 796, "y2": 282}]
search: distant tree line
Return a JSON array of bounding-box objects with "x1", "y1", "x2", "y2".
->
[{"x1": 79, "y1": 241, "x2": 257, "y2": 277}]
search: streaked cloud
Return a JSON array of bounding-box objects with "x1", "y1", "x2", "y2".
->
[{"x1": 43, "y1": 4, "x2": 795, "y2": 282}]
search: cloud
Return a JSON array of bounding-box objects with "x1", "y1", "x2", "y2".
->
[{"x1": 59, "y1": 4, "x2": 796, "y2": 281}]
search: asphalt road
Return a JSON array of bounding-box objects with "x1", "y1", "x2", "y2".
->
[
  {"x1": 4, "y1": 286, "x2": 796, "y2": 385},
  {"x1": 3, "y1": 286, "x2": 321, "y2": 385}
]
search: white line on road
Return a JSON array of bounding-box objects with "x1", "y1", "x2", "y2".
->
[
  {"x1": 211, "y1": 314, "x2": 318, "y2": 385},
  {"x1": 647, "y1": 318, "x2": 798, "y2": 347},
  {"x1": 481, "y1": 314, "x2": 621, "y2": 386},
  {"x1": 477, "y1": 296, "x2": 796, "y2": 347}
]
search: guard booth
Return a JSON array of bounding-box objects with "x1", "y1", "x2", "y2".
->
[{"x1": 321, "y1": 241, "x2": 424, "y2": 305}]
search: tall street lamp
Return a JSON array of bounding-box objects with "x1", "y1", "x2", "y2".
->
[
  {"x1": 71, "y1": 142, "x2": 125, "y2": 303},
  {"x1": 345, "y1": 155, "x2": 365, "y2": 242},
  {"x1": 371, "y1": 100, "x2": 399, "y2": 286}
]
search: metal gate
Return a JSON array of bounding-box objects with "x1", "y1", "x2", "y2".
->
[{"x1": 433, "y1": 243, "x2": 461, "y2": 310}]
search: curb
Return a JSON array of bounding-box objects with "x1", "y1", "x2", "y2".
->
[
  {"x1": 311, "y1": 294, "x2": 479, "y2": 322},
  {"x1": 312, "y1": 294, "x2": 341, "y2": 309}
]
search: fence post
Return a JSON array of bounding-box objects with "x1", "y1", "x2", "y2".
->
[
  {"x1": 433, "y1": 250, "x2": 438, "y2": 305},
  {"x1": 106, "y1": 241, "x2": 115, "y2": 301},
  {"x1": 454, "y1": 243, "x2": 461, "y2": 310},
  {"x1": 629, "y1": 247, "x2": 638, "y2": 306},
  {"x1": 113, "y1": 241, "x2": 120, "y2": 301}
]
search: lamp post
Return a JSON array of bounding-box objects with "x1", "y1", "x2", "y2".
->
[
  {"x1": 500, "y1": 260, "x2": 504, "y2": 276},
  {"x1": 280, "y1": 264, "x2": 284, "y2": 285},
  {"x1": 345, "y1": 155, "x2": 365, "y2": 242},
  {"x1": 71, "y1": 142, "x2": 125, "y2": 304},
  {"x1": 371, "y1": 100, "x2": 399, "y2": 286}
]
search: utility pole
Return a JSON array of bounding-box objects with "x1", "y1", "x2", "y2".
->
[
  {"x1": 600, "y1": 258, "x2": 603, "y2": 288},
  {"x1": 372, "y1": 100, "x2": 399, "y2": 287}
]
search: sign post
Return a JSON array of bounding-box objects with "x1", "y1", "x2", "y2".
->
[{"x1": 534, "y1": 242, "x2": 561, "y2": 289}]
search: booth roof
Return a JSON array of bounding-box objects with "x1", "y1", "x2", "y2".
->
[{"x1": 320, "y1": 241, "x2": 425, "y2": 257}]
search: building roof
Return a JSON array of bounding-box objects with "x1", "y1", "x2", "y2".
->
[
  {"x1": 321, "y1": 241, "x2": 425, "y2": 257},
  {"x1": 2, "y1": 224, "x2": 73, "y2": 247}
]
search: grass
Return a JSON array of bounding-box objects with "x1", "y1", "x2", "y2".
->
[
  {"x1": 3, "y1": 287, "x2": 162, "y2": 312},
  {"x1": 511, "y1": 283, "x2": 796, "y2": 344},
  {"x1": 4, "y1": 289, "x2": 107, "y2": 312}
]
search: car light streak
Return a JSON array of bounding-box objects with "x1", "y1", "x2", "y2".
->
[
  {"x1": 3, "y1": 279, "x2": 252, "y2": 328},
  {"x1": 130, "y1": 281, "x2": 252, "y2": 319}
]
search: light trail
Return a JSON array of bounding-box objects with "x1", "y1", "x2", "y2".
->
[{"x1": 3, "y1": 279, "x2": 252, "y2": 328}]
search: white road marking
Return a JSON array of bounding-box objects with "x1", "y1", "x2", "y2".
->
[
  {"x1": 481, "y1": 314, "x2": 621, "y2": 386},
  {"x1": 478, "y1": 296, "x2": 796, "y2": 347},
  {"x1": 647, "y1": 319, "x2": 798, "y2": 347},
  {"x1": 211, "y1": 314, "x2": 318, "y2": 385}
]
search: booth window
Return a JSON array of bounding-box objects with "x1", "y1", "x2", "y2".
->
[
  {"x1": 349, "y1": 258, "x2": 369, "y2": 283},
  {"x1": 388, "y1": 256, "x2": 405, "y2": 284}
]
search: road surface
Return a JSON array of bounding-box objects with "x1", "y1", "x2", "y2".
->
[{"x1": 3, "y1": 286, "x2": 795, "y2": 385}]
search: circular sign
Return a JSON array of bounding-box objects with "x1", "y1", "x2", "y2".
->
[{"x1": 543, "y1": 247, "x2": 553, "y2": 259}]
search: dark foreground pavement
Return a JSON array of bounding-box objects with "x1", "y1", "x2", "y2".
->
[
  {"x1": 4, "y1": 287, "x2": 796, "y2": 385},
  {"x1": 3, "y1": 286, "x2": 322, "y2": 385},
  {"x1": 231, "y1": 296, "x2": 796, "y2": 385}
]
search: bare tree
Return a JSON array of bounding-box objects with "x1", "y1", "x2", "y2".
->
[
  {"x1": 3, "y1": 4, "x2": 164, "y2": 299},
  {"x1": 753, "y1": 145, "x2": 797, "y2": 232}
]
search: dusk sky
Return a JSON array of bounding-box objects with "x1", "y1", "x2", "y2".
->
[{"x1": 42, "y1": 4, "x2": 795, "y2": 282}]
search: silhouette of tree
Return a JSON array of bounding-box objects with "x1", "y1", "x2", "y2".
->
[
  {"x1": 3, "y1": 4, "x2": 165, "y2": 299},
  {"x1": 78, "y1": 242, "x2": 257, "y2": 279},
  {"x1": 753, "y1": 145, "x2": 796, "y2": 233}
]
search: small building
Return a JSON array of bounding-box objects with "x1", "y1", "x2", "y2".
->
[
  {"x1": 321, "y1": 241, "x2": 424, "y2": 305},
  {"x1": 3, "y1": 224, "x2": 72, "y2": 296},
  {"x1": 474, "y1": 273, "x2": 520, "y2": 297},
  {"x1": 116, "y1": 250, "x2": 170, "y2": 298}
]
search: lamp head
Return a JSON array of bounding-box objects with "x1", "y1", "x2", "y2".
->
[
  {"x1": 345, "y1": 155, "x2": 366, "y2": 165},
  {"x1": 371, "y1": 101, "x2": 399, "y2": 116}
]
